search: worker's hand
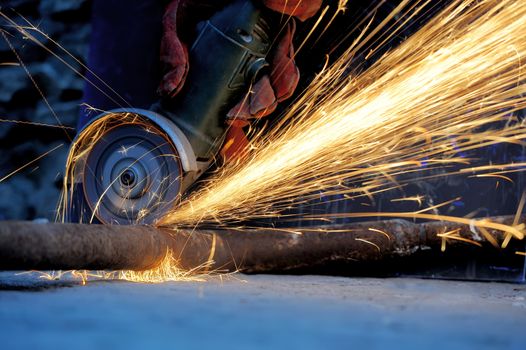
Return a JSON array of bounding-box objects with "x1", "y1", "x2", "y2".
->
[{"x1": 158, "y1": 0, "x2": 323, "y2": 160}]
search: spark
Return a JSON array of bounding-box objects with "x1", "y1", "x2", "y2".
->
[
  {"x1": 116, "y1": 250, "x2": 212, "y2": 283},
  {"x1": 355, "y1": 238, "x2": 381, "y2": 252},
  {"x1": 0, "y1": 29, "x2": 71, "y2": 141},
  {"x1": 390, "y1": 195, "x2": 424, "y2": 206},
  {"x1": 0, "y1": 143, "x2": 64, "y2": 183},
  {"x1": 337, "y1": 0, "x2": 349, "y2": 13},
  {"x1": 59, "y1": 113, "x2": 176, "y2": 224},
  {"x1": 294, "y1": 5, "x2": 330, "y2": 56},
  {"x1": 58, "y1": 0, "x2": 526, "y2": 282},
  {"x1": 367, "y1": 228, "x2": 391, "y2": 241},
  {"x1": 79, "y1": 103, "x2": 108, "y2": 115},
  {"x1": 0, "y1": 11, "x2": 132, "y2": 110},
  {"x1": 312, "y1": 0, "x2": 349, "y2": 47},
  {"x1": 320, "y1": 211, "x2": 524, "y2": 240},
  {"x1": 477, "y1": 226, "x2": 500, "y2": 249},
  {"x1": 160, "y1": 0, "x2": 526, "y2": 252},
  {"x1": 473, "y1": 173, "x2": 514, "y2": 184},
  {"x1": 0, "y1": 118, "x2": 75, "y2": 130},
  {"x1": 117, "y1": 143, "x2": 138, "y2": 156},
  {"x1": 502, "y1": 191, "x2": 526, "y2": 248},
  {"x1": 460, "y1": 162, "x2": 526, "y2": 173},
  {"x1": 30, "y1": 250, "x2": 230, "y2": 284},
  {"x1": 437, "y1": 228, "x2": 483, "y2": 252}
]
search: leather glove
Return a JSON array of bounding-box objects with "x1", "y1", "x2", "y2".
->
[{"x1": 158, "y1": 0, "x2": 322, "y2": 161}]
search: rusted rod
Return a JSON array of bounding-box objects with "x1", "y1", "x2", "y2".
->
[
  {"x1": 171, "y1": 215, "x2": 524, "y2": 273},
  {"x1": 0, "y1": 216, "x2": 522, "y2": 272},
  {"x1": 0, "y1": 221, "x2": 170, "y2": 270}
]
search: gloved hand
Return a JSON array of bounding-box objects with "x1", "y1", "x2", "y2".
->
[{"x1": 158, "y1": 0, "x2": 322, "y2": 160}]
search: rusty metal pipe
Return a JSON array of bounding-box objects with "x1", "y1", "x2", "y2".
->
[
  {"x1": 0, "y1": 216, "x2": 522, "y2": 272},
  {"x1": 172, "y1": 216, "x2": 524, "y2": 273},
  {"x1": 0, "y1": 221, "x2": 170, "y2": 270}
]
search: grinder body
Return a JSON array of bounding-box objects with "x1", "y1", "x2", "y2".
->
[
  {"x1": 67, "y1": 0, "x2": 273, "y2": 225},
  {"x1": 157, "y1": 0, "x2": 272, "y2": 160}
]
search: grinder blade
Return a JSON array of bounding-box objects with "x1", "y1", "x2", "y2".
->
[{"x1": 80, "y1": 116, "x2": 183, "y2": 225}]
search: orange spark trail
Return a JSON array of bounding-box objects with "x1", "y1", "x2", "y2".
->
[
  {"x1": 0, "y1": 144, "x2": 64, "y2": 183},
  {"x1": 160, "y1": 0, "x2": 526, "y2": 244},
  {"x1": 0, "y1": 118, "x2": 75, "y2": 130}
]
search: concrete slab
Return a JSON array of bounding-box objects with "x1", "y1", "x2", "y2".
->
[{"x1": 0, "y1": 272, "x2": 525, "y2": 349}]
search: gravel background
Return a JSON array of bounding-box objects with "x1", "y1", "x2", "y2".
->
[{"x1": 0, "y1": 0, "x2": 90, "y2": 220}]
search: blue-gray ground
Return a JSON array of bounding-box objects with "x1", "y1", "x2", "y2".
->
[{"x1": 0, "y1": 273, "x2": 525, "y2": 350}]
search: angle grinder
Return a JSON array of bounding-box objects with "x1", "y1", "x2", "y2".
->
[{"x1": 65, "y1": 0, "x2": 273, "y2": 225}]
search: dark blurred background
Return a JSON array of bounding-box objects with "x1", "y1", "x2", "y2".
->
[
  {"x1": 0, "y1": 0, "x2": 524, "y2": 222},
  {"x1": 0, "y1": 0, "x2": 90, "y2": 220}
]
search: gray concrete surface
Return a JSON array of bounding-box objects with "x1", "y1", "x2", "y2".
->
[{"x1": 0, "y1": 272, "x2": 525, "y2": 349}]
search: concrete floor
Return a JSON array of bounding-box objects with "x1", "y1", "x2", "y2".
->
[{"x1": 0, "y1": 272, "x2": 525, "y2": 349}]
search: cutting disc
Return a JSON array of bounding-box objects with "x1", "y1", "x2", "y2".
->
[{"x1": 81, "y1": 117, "x2": 183, "y2": 225}]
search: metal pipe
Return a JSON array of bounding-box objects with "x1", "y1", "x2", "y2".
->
[
  {"x1": 172, "y1": 216, "x2": 524, "y2": 273},
  {"x1": 0, "y1": 216, "x2": 522, "y2": 272},
  {"x1": 0, "y1": 221, "x2": 170, "y2": 270}
]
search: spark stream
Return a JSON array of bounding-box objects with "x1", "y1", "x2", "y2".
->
[{"x1": 160, "y1": 0, "x2": 526, "y2": 245}]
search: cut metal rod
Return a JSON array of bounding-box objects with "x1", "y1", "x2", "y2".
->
[{"x1": 0, "y1": 216, "x2": 523, "y2": 272}]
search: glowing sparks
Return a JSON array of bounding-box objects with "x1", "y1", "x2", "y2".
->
[
  {"x1": 502, "y1": 191, "x2": 526, "y2": 248},
  {"x1": 0, "y1": 118, "x2": 75, "y2": 130},
  {"x1": 477, "y1": 226, "x2": 500, "y2": 249},
  {"x1": 324, "y1": 211, "x2": 525, "y2": 240},
  {"x1": 0, "y1": 11, "x2": 132, "y2": 110},
  {"x1": 355, "y1": 238, "x2": 382, "y2": 252},
  {"x1": 367, "y1": 228, "x2": 391, "y2": 241},
  {"x1": 30, "y1": 250, "x2": 213, "y2": 284},
  {"x1": 473, "y1": 174, "x2": 514, "y2": 184},
  {"x1": 52, "y1": 0, "x2": 526, "y2": 282},
  {"x1": 437, "y1": 228, "x2": 483, "y2": 252},
  {"x1": 0, "y1": 29, "x2": 71, "y2": 141},
  {"x1": 390, "y1": 196, "x2": 424, "y2": 206},
  {"x1": 59, "y1": 113, "x2": 180, "y2": 225},
  {"x1": 160, "y1": 0, "x2": 526, "y2": 253},
  {"x1": 116, "y1": 250, "x2": 211, "y2": 283}
]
